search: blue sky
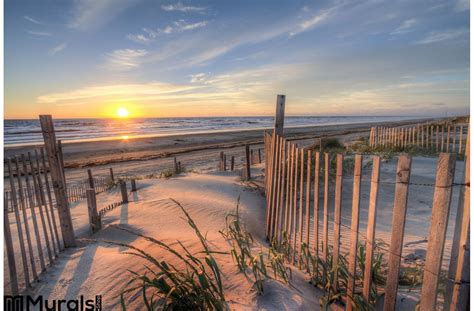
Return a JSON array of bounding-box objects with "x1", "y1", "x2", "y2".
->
[{"x1": 4, "y1": 0, "x2": 470, "y2": 118}]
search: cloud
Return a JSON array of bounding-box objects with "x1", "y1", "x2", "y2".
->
[
  {"x1": 127, "y1": 20, "x2": 208, "y2": 43},
  {"x1": 48, "y1": 43, "x2": 67, "y2": 55},
  {"x1": 69, "y1": 0, "x2": 140, "y2": 31},
  {"x1": 27, "y1": 30, "x2": 52, "y2": 37},
  {"x1": 390, "y1": 19, "x2": 416, "y2": 35},
  {"x1": 290, "y1": 5, "x2": 339, "y2": 36},
  {"x1": 103, "y1": 49, "x2": 148, "y2": 71},
  {"x1": 415, "y1": 29, "x2": 468, "y2": 44},
  {"x1": 24, "y1": 16, "x2": 43, "y2": 25},
  {"x1": 36, "y1": 82, "x2": 204, "y2": 104},
  {"x1": 190, "y1": 73, "x2": 209, "y2": 83},
  {"x1": 127, "y1": 34, "x2": 152, "y2": 44},
  {"x1": 161, "y1": 2, "x2": 206, "y2": 13}
]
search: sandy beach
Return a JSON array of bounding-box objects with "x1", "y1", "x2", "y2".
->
[{"x1": 5, "y1": 118, "x2": 434, "y2": 184}]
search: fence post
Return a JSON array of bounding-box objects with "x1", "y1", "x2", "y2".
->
[
  {"x1": 131, "y1": 179, "x2": 137, "y2": 192},
  {"x1": 445, "y1": 128, "x2": 470, "y2": 310},
  {"x1": 346, "y1": 154, "x2": 362, "y2": 310},
  {"x1": 223, "y1": 154, "x2": 227, "y2": 171},
  {"x1": 258, "y1": 149, "x2": 262, "y2": 163},
  {"x1": 274, "y1": 94, "x2": 285, "y2": 136},
  {"x1": 109, "y1": 168, "x2": 115, "y2": 182},
  {"x1": 57, "y1": 140, "x2": 67, "y2": 186},
  {"x1": 384, "y1": 154, "x2": 412, "y2": 311},
  {"x1": 219, "y1": 152, "x2": 224, "y2": 171},
  {"x1": 245, "y1": 145, "x2": 251, "y2": 180},
  {"x1": 231, "y1": 156, "x2": 235, "y2": 171},
  {"x1": 87, "y1": 169, "x2": 95, "y2": 191},
  {"x1": 363, "y1": 156, "x2": 381, "y2": 302},
  {"x1": 458, "y1": 125, "x2": 464, "y2": 154},
  {"x1": 120, "y1": 181, "x2": 129, "y2": 203},
  {"x1": 419, "y1": 153, "x2": 457, "y2": 310},
  {"x1": 86, "y1": 189, "x2": 101, "y2": 233},
  {"x1": 39, "y1": 115, "x2": 76, "y2": 247},
  {"x1": 174, "y1": 157, "x2": 179, "y2": 174}
]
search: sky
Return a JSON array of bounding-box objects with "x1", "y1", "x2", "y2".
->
[{"x1": 4, "y1": 0, "x2": 470, "y2": 119}]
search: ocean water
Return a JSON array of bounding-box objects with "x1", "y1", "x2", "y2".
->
[{"x1": 4, "y1": 116, "x2": 419, "y2": 146}]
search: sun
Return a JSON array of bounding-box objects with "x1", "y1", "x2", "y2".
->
[{"x1": 117, "y1": 107, "x2": 130, "y2": 118}]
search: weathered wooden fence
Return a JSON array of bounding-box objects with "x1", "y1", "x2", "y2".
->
[
  {"x1": 4, "y1": 148, "x2": 64, "y2": 295},
  {"x1": 369, "y1": 122, "x2": 469, "y2": 155},
  {"x1": 264, "y1": 129, "x2": 469, "y2": 310}
]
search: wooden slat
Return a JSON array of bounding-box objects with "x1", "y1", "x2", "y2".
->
[
  {"x1": 363, "y1": 156, "x2": 381, "y2": 302},
  {"x1": 7, "y1": 158, "x2": 31, "y2": 288},
  {"x1": 436, "y1": 125, "x2": 439, "y2": 152},
  {"x1": 14, "y1": 157, "x2": 38, "y2": 280},
  {"x1": 265, "y1": 133, "x2": 276, "y2": 237},
  {"x1": 384, "y1": 155, "x2": 412, "y2": 311},
  {"x1": 4, "y1": 192, "x2": 19, "y2": 295},
  {"x1": 292, "y1": 146, "x2": 299, "y2": 264},
  {"x1": 323, "y1": 153, "x2": 329, "y2": 260},
  {"x1": 277, "y1": 139, "x2": 287, "y2": 242},
  {"x1": 441, "y1": 126, "x2": 445, "y2": 152},
  {"x1": 448, "y1": 128, "x2": 469, "y2": 310},
  {"x1": 35, "y1": 149, "x2": 61, "y2": 254},
  {"x1": 332, "y1": 154, "x2": 344, "y2": 291},
  {"x1": 419, "y1": 153, "x2": 457, "y2": 310},
  {"x1": 313, "y1": 152, "x2": 320, "y2": 255},
  {"x1": 298, "y1": 148, "x2": 305, "y2": 268},
  {"x1": 346, "y1": 154, "x2": 362, "y2": 310},
  {"x1": 269, "y1": 137, "x2": 281, "y2": 239},
  {"x1": 28, "y1": 152, "x2": 54, "y2": 262},
  {"x1": 447, "y1": 126, "x2": 451, "y2": 152},
  {"x1": 305, "y1": 150, "x2": 311, "y2": 249},
  {"x1": 286, "y1": 143, "x2": 294, "y2": 235},
  {"x1": 271, "y1": 137, "x2": 283, "y2": 240},
  {"x1": 458, "y1": 125, "x2": 464, "y2": 154}
]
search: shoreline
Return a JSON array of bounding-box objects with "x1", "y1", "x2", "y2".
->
[{"x1": 5, "y1": 118, "x2": 435, "y2": 170}]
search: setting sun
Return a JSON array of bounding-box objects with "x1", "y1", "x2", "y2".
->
[{"x1": 117, "y1": 107, "x2": 130, "y2": 118}]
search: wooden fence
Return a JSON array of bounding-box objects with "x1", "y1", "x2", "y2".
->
[
  {"x1": 264, "y1": 129, "x2": 470, "y2": 310},
  {"x1": 66, "y1": 176, "x2": 113, "y2": 203},
  {"x1": 4, "y1": 149, "x2": 63, "y2": 295},
  {"x1": 369, "y1": 122, "x2": 469, "y2": 155}
]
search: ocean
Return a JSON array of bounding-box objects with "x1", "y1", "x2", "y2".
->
[{"x1": 4, "y1": 116, "x2": 419, "y2": 146}]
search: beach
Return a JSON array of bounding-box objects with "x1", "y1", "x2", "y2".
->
[{"x1": 5, "y1": 117, "x2": 434, "y2": 183}]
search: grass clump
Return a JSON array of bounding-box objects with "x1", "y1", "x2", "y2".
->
[
  {"x1": 110, "y1": 198, "x2": 228, "y2": 310},
  {"x1": 220, "y1": 198, "x2": 293, "y2": 294}
]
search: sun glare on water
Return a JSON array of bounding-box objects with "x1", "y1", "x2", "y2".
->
[{"x1": 117, "y1": 107, "x2": 130, "y2": 118}]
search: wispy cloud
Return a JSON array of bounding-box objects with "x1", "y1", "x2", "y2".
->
[
  {"x1": 390, "y1": 18, "x2": 416, "y2": 35},
  {"x1": 24, "y1": 15, "x2": 43, "y2": 25},
  {"x1": 27, "y1": 30, "x2": 52, "y2": 37},
  {"x1": 69, "y1": 0, "x2": 140, "y2": 31},
  {"x1": 415, "y1": 29, "x2": 468, "y2": 44},
  {"x1": 127, "y1": 34, "x2": 152, "y2": 44},
  {"x1": 161, "y1": 2, "x2": 206, "y2": 13},
  {"x1": 48, "y1": 43, "x2": 67, "y2": 55},
  {"x1": 37, "y1": 82, "x2": 203, "y2": 104},
  {"x1": 103, "y1": 49, "x2": 148, "y2": 71},
  {"x1": 190, "y1": 73, "x2": 209, "y2": 83},
  {"x1": 290, "y1": 5, "x2": 339, "y2": 36},
  {"x1": 127, "y1": 20, "x2": 208, "y2": 43}
]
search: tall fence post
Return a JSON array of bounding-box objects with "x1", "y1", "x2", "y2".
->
[
  {"x1": 120, "y1": 181, "x2": 129, "y2": 203},
  {"x1": 384, "y1": 154, "x2": 412, "y2": 311},
  {"x1": 419, "y1": 153, "x2": 457, "y2": 310},
  {"x1": 131, "y1": 179, "x2": 137, "y2": 192},
  {"x1": 39, "y1": 115, "x2": 76, "y2": 248},
  {"x1": 86, "y1": 189, "x2": 101, "y2": 233}
]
